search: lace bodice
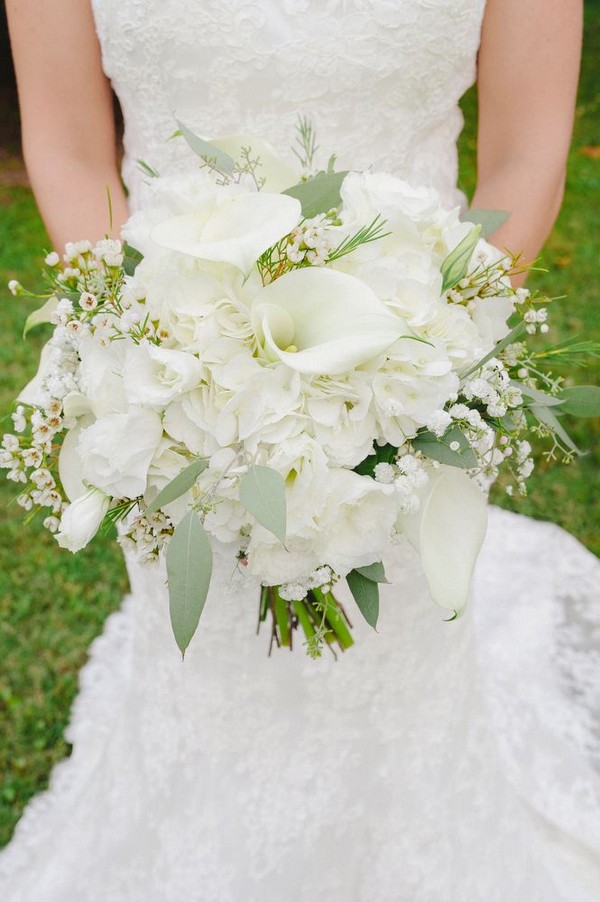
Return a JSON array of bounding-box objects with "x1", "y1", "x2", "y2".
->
[{"x1": 91, "y1": 0, "x2": 486, "y2": 210}]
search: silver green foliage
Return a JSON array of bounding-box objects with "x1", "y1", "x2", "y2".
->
[
  {"x1": 166, "y1": 511, "x2": 213, "y2": 657},
  {"x1": 145, "y1": 458, "x2": 209, "y2": 515},
  {"x1": 239, "y1": 465, "x2": 287, "y2": 543}
]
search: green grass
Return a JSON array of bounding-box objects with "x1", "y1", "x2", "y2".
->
[{"x1": 0, "y1": 12, "x2": 599, "y2": 848}]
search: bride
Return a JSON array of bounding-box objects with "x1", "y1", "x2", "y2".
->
[{"x1": 2, "y1": 1, "x2": 599, "y2": 899}]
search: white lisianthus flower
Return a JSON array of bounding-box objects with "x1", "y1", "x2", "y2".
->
[
  {"x1": 150, "y1": 187, "x2": 302, "y2": 274},
  {"x1": 55, "y1": 487, "x2": 110, "y2": 552},
  {"x1": 77, "y1": 408, "x2": 163, "y2": 498},
  {"x1": 252, "y1": 267, "x2": 406, "y2": 375},
  {"x1": 315, "y1": 469, "x2": 399, "y2": 576},
  {"x1": 123, "y1": 342, "x2": 203, "y2": 409}
]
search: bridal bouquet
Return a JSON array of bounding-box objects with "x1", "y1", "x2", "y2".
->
[{"x1": 3, "y1": 122, "x2": 598, "y2": 657}]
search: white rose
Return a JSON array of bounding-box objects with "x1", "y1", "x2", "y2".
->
[
  {"x1": 315, "y1": 469, "x2": 399, "y2": 576},
  {"x1": 123, "y1": 342, "x2": 203, "y2": 409},
  {"x1": 340, "y1": 171, "x2": 442, "y2": 231},
  {"x1": 78, "y1": 408, "x2": 163, "y2": 498},
  {"x1": 55, "y1": 487, "x2": 110, "y2": 552}
]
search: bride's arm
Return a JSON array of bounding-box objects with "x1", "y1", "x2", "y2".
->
[
  {"x1": 6, "y1": 0, "x2": 128, "y2": 251},
  {"x1": 472, "y1": 0, "x2": 583, "y2": 276}
]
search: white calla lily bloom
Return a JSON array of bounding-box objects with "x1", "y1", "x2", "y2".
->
[
  {"x1": 251, "y1": 268, "x2": 407, "y2": 375},
  {"x1": 150, "y1": 190, "x2": 302, "y2": 274},
  {"x1": 399, "y1": 464, "x2": 488, "y2": 613}
]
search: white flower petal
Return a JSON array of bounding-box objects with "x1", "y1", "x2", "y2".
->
[
  {"x1": 151, "y1": 193, "x2": 301, "y2": 273},
  {"x1": 401, "y1": 465, "x2": 487, "y2": 612},
  {"x1": 252, "y1": 268, "x2": 406, "y2": 375}
]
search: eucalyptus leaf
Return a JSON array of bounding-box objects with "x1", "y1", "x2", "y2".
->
[
  {"x1": 530, "y1": 404, "x2": 582, "y2": 456},
  {"x1": 512, "y1": 381, "x2": 564, "y2": 408},
  {"x1": 23, "y1": 297, "x2": 58, "y2": 338},
  {"x1": 123, "y1": 243, "x2": 144, "y2": 277},
  {"x1": 166, "y1": 511, "x2": 213, "y2": 656},
  {"x1": 463, "y1": 209, "x2": 509, "y2": 238},
  {"x1": 145, "y1": 458, "x2": 208, "y2": 514},
  {"x1": 461, "y1": 322, "x2": 527, "y2": 380},
  {"x1": 239, "y1": 465, "x2": 287, "y2": 543},
  {"x1": 440, "y1": 224, "x2": 482, "y2": 293},
  {"x1": 176, "y1": 120, "x2": 235, "y2": 174},
  {"x1": 346, "y1": 569, "x2": 380, "y2": 629},
  {"x1": 558, "y1": 385, "x2": 600, "y2": 417},
  {"x1": 283, "y1": 170, "x2": 349, "y2": 218},
  {"x1": 413, "y1": 425, "x2": 478, "y2": 469},
  {"x1": 355, "y1": 561, "x2": 388, "y2": 584}
]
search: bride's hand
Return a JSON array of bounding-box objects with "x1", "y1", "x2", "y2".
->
[
  {"x1": 6, "y1": 0, "x2": 129, "y2": 250},
  {"x1": 472, "y1": 0, "x2": 583, "y2": 282}
]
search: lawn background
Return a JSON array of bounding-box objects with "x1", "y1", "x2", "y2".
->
[{"x1": 0, "y1": 4, "x2": 598, "y2": 847}]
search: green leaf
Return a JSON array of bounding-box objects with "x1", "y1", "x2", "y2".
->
[
  {"x1": 558, "y1": 386, "x2": 600, "y2": 417},
  {"x1": 440, "y1": 224, "x2": 482, "y2": 293},
  {"x1": 412, "y1": 425, "x2": 478, "y2": 469},
  {"x1": 355, "y1": 561, "x2": 388, "y2": 584},
  {"x1": 145, "y1": 458, "x2": 208, "y2": 514},
  {"x1": 122, "y1": 242, "x2": 144, "y2": 277},
  {"x1": 346, "y1": 569, "x2": 380, "y2": 629},
  {"x1": 512, "y1": 381, "x2": 564, "y2": 408},
  {"x1": 463, "y1": 209, "x2": 509, "y2": 238},
  {"x1": 530, "y1": 404, "x2": 583, "y2": 456},
  {"x1": 239, "y1": 465, "x2": 287, "y2": 542},
  {"x1": 175, "y1": 120, "x2": 235, "y2": 174},
  {"x1": 166, "y1": 511, "x2": 213, "y2": 656},
  {"x1": 23, "y1": 297, "x2": 58, "y2": 337},
  {"x1": 353, "y1": 443, "x2": 398, "y2": 478},
  {"x1": 283, "y1": 170, "x2": 349, "y2": 218},
  {"x1": 461, "y1": 322, "x2": 527, "y2": 380}
]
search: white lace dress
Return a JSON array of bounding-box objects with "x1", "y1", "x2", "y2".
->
[{"x1": 1, "y1": 2, "x2": 600, "y2": 900}]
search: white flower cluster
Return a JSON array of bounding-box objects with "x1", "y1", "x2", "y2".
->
[
  {"x1": 284, "y1": 214, "x2": 337, "y2": 266},
  {"x1": 278, "y1": 565, "x2": 336, "y2": 602},
  {"x1": 3, "y1": 163, "x2": 543, "y2": 608},
  {"x1": 119, "y1": 508, "x2": 173, "y2": 564}
]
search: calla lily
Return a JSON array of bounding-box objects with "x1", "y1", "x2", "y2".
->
[
  {"x1": 150, "y1": 190, "x2": 301, "y2": 274},
  {"x1": 251, "y1": 268, "x2": 407, "y2": 375},
  {"x1": 399, "y1": 465, "x2": 488, "y2": 613},
  {"x1": 209, "y1": 135, "x2": 299, "y2": 192},
  {"x1": 17, "y1": 341, "x2": 55, "y2": 407},
  {"x1": 58, "y1": 416, "x2": 95, "y2": 501}
]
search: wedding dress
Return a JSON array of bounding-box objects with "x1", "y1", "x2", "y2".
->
[{"x1": 1, "y1": 1, "x2": 599, "y2": 900}]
